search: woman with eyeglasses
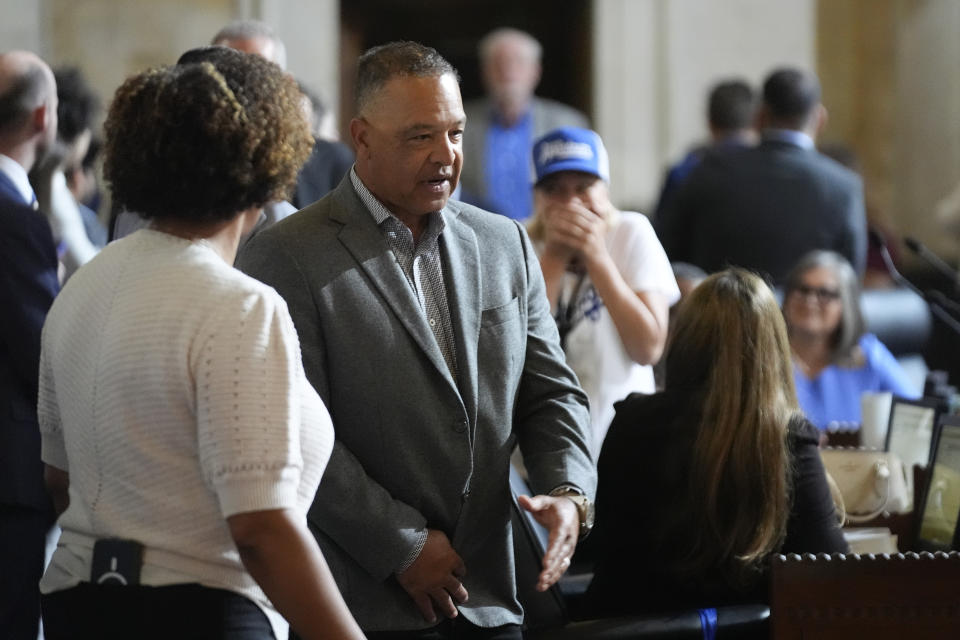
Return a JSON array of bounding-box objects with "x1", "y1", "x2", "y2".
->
[{"x1": 782, "y1": 250, "x2": 918, "y2": 431}]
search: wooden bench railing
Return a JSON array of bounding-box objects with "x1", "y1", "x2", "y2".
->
[{"x1": 770, "y1": 551, "x2": 960, "y2": 639}]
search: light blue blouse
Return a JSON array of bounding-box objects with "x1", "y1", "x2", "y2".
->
[{"x1": 794, "y1": 333, "x2": 920, "y2": 430}]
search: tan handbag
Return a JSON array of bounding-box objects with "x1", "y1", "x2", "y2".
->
[{"x1": 820, "y1": 448, "x2": 911, "y2": 523}]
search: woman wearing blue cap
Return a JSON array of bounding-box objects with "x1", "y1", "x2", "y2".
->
[{"x1": 528, "y1": 127, "x2": 680, "y2": 456}]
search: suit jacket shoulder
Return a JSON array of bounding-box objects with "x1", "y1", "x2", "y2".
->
[
  {"x1": 292, "y1": 139, "x2": 356, "y2": 209},
  {"x1": 658, "y1": 141, "x2": 866, "y2": 282}
]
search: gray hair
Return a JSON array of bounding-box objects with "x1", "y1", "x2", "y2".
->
[
  {"x1": 478, "y1": 28, "x2": 542, "y2": 64},
  {"x1": 354, "y1": 41, "x2": 458, "y2": 116},
  {"x1": 783, "y1": 250, "x2": 865, "y2": 364},
  {"x1": 211, "y1": 19, "x2": 287, "y2": 70}
]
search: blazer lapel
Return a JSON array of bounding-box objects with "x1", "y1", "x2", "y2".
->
[
  {"x1": 330, "y1": 181, "x2": 459, "y2": 393},
  {"x1": 440, "y1": 202, "x2": 481, "y2": 430}
]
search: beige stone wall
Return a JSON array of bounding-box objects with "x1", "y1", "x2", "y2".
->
[
  {"x1": 3, "y1": 0, "x2": 339, "y2": 134},
  {"x1": 0, "y1": 0, "x2": 42, "y2": 52},
  {"x1": 893, "y1": 0, "x2": 960, "y2": 260},
  {"x1": 818, "y1": 0, "x2": 960, "y2": 261},
  {"x1": 45, "y1": 0, "x2": 232, "y2": 117}
]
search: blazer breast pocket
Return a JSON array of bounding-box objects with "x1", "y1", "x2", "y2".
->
[
  {"x1": 480, "y1": 296, "x2": 520, "y2": 329},
  {"x1": 478, "y1": 296, "x2": 523, "y2": 405}
]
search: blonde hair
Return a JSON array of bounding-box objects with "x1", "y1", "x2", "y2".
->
[{"x1": 664, "y1": 268, "x2": 797, "y2": 586}]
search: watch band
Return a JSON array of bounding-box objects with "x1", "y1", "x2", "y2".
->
[{"x1": 549, "y1": 486, "x2": 595, "y2": 539}]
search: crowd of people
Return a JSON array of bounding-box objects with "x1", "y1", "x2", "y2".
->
[{"x1": 0, "y1": 17, "x2": 931, "y2": 640}]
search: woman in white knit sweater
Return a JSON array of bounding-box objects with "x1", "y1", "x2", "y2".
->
[{"x1": 37, "y1": 48, "x2": 363, "y2": 640}]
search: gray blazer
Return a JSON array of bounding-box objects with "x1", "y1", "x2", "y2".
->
[
  {"x1": 237, "y1": 176, "x2": 594, "y2": 630},
  {"x1": 461, "y1": 96, "x2": 589, "y2": 205}
]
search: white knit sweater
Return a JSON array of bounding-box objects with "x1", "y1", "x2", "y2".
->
[{"x1": 38, "y1": 229, "x2": 333, "y2": 638}]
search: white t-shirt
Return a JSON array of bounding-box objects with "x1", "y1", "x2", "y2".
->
[
  {"x1": 38, "y1": 229, "x2": 333, "y2": 639},
  {"x1": 554, "y1": 212, "x2": 679, "y2": 456}
]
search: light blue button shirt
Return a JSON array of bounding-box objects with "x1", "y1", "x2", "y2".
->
[
  {"x1": 762, "y1": 128, "x2": 815, "y2": 150},
  {"x1": 0, "y1": 153, "x2": 38, "y2": 206}
]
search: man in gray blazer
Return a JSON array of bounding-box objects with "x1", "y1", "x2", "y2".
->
[
  {"x1": 460, "y1": 28, "x2": 588, "y2": 221},
  {"x1": 656, "y1": 67, "x2": 867, "y2": 284},
  {"x1": 238, "y1": 41, "x2": 595, "y2": 638}
]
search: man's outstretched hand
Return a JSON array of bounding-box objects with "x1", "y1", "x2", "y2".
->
[{"x1": 517, "y1": 494, "x2": 579, "y2": 592}]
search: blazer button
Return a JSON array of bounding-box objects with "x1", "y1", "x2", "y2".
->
[{"x1": 453, "y1": 419, "x2": 467, "y2": 433}]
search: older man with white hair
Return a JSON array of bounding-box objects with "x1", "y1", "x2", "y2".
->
[
  {"x1": 461, "y1": 28, "x2": 588, "y2": 221},
  {"x1": 212, "y1": 19, "x2": 287, "y2": 69}
]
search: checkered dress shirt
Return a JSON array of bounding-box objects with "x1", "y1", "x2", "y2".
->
[{"x1": 350, "y1": 169, "x2": 459, "y2": 380}]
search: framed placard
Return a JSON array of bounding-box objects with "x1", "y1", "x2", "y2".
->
[
  {"x1": 884, "y1": 397, "x2": 940, "y2": 469},
  {"x1": 915, "y1": 415, "x2": 960, "y2": 551}
]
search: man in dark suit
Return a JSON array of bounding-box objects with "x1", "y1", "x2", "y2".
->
[
  {"x1": 239, "y1": 42, "x2": 595, "y2": 637},
  {"x1": 292, "y1": 81, "x2": 355, "y2": 209},
  {"x1": 653, "y1": 78, "x2": 757, "y2": 218},
  {"x1": 0, "y1": 50, "x2": 60, "y2": 640},
  {"x1": 657, "y1": 67, "x2": 867, "y2": 284}
]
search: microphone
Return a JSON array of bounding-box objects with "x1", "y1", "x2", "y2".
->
[
  {"x1": 871, "y1": 230, "x2": 960, "y2": 332},
  {"x1": 870, "y1": 230, "x2": 921, "y2": 293},
  {"x1": 904, "y1": 236, "x2": 960, "y2": 295}
]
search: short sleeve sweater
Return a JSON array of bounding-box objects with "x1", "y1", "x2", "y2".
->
[{"x1": 37, "y1": 229, "x2": 333, "y2": 639}]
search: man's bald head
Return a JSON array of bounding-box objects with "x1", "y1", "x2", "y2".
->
[
  {"x1": 0, "y1": 51, "x2": 58, "y2": 171},
  {"x1": 0, "y1": 51, "x2": 57, "y2": 135}
]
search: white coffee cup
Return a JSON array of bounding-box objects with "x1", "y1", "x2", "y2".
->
[{"x1": 860, "y1": 391, "x2": 893, "y2": 449}]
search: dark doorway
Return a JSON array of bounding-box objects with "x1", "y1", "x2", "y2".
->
[{"x1": 338, "y1": 0, "x2": 592, "y2": 139}]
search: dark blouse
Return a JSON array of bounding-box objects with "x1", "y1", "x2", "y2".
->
[{"x1": 583, "y1": 390, "x2": 848, "y2": 616}]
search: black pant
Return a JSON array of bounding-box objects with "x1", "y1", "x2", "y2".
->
[
  {"x1": 0, "y1": 504, "x2": 51, "y2": 640},
  {"x1": 364, "y1": 617, "x2": 523, "y2": 640},
  {"x1": 41, "y1": 582, "x2": 274, "y2": 640}
]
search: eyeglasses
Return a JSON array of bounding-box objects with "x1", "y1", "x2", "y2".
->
[{"x1": 790, "y1": 284, "x2": 841, "y2": 304}]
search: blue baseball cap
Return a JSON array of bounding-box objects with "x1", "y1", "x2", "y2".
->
[{"x1": 532, "y1": 127, "x2": 610, "y2": 185}]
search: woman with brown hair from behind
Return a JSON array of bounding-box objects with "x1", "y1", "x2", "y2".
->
[{"x1": 584, "y1": 268, "x2": 847, "y2": 616}]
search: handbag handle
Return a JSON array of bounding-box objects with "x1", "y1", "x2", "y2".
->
[{"x1": 843, "y1": 459, "x2": 892, "y2": 524}]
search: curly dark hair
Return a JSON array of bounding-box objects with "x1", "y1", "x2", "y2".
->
[{"x1": 103, "y1": 48, "x2": 311, "y2": 223}]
